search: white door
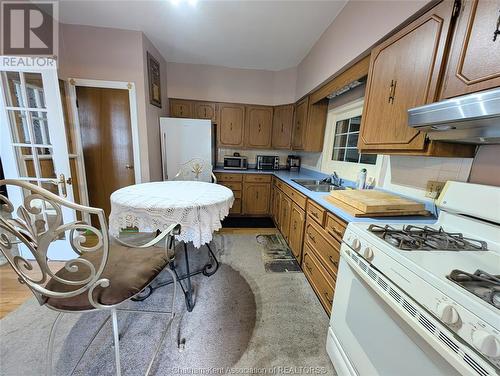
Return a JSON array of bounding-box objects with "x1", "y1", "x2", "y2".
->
[{"x1": 0, "y1": 57, "x2": 76, "y2": 260}]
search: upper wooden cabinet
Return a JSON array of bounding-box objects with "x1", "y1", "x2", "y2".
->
[
  {"x1": 358, "y1": 0, "x2": 475, "y2": 156},
  {"x1": 219, "y1": 103, "x2": 245, "y2": 147},
  {"x1": 244, "y1": 105, "x2": 273, "y2": 148},
  {"x1": 292, "y1": 97, "x2": 309, "y2": 150},
  {"x1": 292, "y1": 96, "x2": 328, "y2": 152},
  {"x1": 272, "y1": 104, "x2": 294, "y2": 149},
  {"x1": 194, "y1": 101, "x2": 217, "y2": 123},
  {"x1": 169, "y1": 99, "x2": 193, "y2": 118},
  {"x1": 440, "y1": 0, "x2": 500, "y2": 98}
]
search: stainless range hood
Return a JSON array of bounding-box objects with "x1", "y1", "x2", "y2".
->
[{"x1": 408, "y1": 87, "x2": 500, "y2": 144}]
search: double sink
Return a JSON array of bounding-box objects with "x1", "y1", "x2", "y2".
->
[{"x1": 292, "y1": 179, "x2": 349, "y2": 192}]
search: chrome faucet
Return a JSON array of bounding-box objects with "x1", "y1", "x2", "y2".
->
[{"x1": 322, "y1": 171, "x2": 343, "y2": 187}]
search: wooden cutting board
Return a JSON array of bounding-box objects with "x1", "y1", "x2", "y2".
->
[
  {"x1": 324, "y1": 195, "x2": 430, "y2": 217},
  {"x1": 329, "y1": 189, "x2": 425, "y2": 214}
]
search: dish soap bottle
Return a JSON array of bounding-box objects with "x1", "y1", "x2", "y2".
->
[{"x1": 356, "y1": 168, "x2": 367, "y2": 189}]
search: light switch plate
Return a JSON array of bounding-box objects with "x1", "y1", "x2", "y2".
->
[{"x1": 425, "y1": 180, "x2": 446, "y2": 199}]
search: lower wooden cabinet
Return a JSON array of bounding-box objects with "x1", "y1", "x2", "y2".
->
[
  {"x1": 243, "y1": 183, "x2": 271, "y2": 215},
  {"x1": 279, "y1": 194, "x2": 292, "y2": 242},
  {"x1": 288, "y1": 203, "x2": 305, "y2": 263},
  {"x1": 272, "y1": 185, "x2": 281, "y2": 226},
  {"x1": 302, "y1": 245, "x2": 336, "y2": 315}
]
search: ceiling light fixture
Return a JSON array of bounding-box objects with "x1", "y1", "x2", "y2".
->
[{"x1": 170, "y1": 0, "x2": 197, "y2": 6}]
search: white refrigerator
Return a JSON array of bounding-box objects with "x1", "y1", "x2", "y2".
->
[{"x1": 159, "y1": 117, "x2": 216, "y2": 181}]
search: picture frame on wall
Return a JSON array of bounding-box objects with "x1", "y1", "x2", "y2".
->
[{"x1": 147, "y1": 52, "x2": 162, "y2": 108}]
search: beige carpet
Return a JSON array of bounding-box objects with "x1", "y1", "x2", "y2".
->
[{"x1": 0, "y1": 233, "x2": 336, "y2": 375}]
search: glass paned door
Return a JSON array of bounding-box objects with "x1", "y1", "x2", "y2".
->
[{"x1": 0, "y1": 58, "x2": 76, "y2": 260}]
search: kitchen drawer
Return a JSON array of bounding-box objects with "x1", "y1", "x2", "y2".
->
[
  {"x1": 307, "y1": 200, "x2": 326, "y2": 226},
  {"x1": 325, "y1": 213, "x2": 346, "y2": 242},
  {"x1": 304, "y1": 219, "x2": 340, "y2": 277},
  {"x1": 244, "y1": 174, "x2": 272, "y2": 183},
  {"x1": 214, "y1": 173, "x2": 243, "y2": 182},
  {"x1": 302, "y1": 244, "x2": 335, "y2": 315},
  {"x1": 282, "y1": 184, "x2": 307, "y2": 210},
  {"x1": 230, "y1": 198, "x2": 242, "y2": 215},
  {"x1": 274, "y1": 178, "x2": 285, "y2": 191},
  {"x1": 219, "y1": 182, "x2": 242, "y2": 191}
]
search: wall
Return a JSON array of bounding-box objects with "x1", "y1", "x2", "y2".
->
[
  {"x1": 58, "y1": 23, "x2": 168, "y2": 181},
  {"x1": 468, "y1": 145, "x2": 500, "y2": 187},
  {"x1": 295, "y1": 0, "x2": 429, "y2": 98},
  {"x1": 166, "y1": 62, "x2": 296, "y2": 105},
  {"x1": 141, "y1": 34, "x2": 169, "y2": 181}
]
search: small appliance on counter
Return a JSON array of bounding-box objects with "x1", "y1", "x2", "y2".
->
[
  {"x1": 256, "y1": 155, "x2": 280, "y2": 170},
  {"x1": 287, "y1": 155, "x2": 301, "y2": 172},
  {"x1": 223, "y1": 153, "x2": 248, "y2": 170}
]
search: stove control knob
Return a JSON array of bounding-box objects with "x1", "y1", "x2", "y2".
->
[
  {"x1": 351, "y1": 238, "x2": 361, "y2": 252},
  {"x1": 437, "y1": 304, "x2": 460, "y2": 325},
  {"x1": 472, "y1": 330, "x2": 500, "y2": 358},
  {"x1": 363, "y1": 247, "x2": 375, "y2": 262}
]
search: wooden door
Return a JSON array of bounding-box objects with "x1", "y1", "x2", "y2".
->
[
  {"x1": 440, "y1": 0, "x2": 500, "y2": 98},
  {"x1": 219, "y1": 104, "x2": 245, "y2": 147},
  {"x1": 358, "y1": 0, "x2": 455, "y2": 151},
  {"x1": 280, "y1": 194, "x2": 292, "y2": 241},
  {"x1": 194, "y1": 102, "x2": 217, "y2": 122},
  {"x1": 243, "y1": 183, "x2": 270, "y2": 215},
  {"x1": 272, "y1": 104, "x2": 294, "y2": 149},
  {"x1": 169, "y1": 99, "x2": 193, "y2": 118},
  {"x1": 76, "y1": 87, "x2": 135, "y2": 219},
  {"x1": 289, "y1": 203, "x2": 305, "y2": 263},
  {"x1": 292, "y1": 97, "x2": 309, "y2": 150},
  {"x1": 245, "y1": 105, "x2": 273, "y2": 148}
]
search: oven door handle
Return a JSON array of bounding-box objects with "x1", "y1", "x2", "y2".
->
[{"x1": 340, "y1": 247, "x2": 493, "y2": 376}]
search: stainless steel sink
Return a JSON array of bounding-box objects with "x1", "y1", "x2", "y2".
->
[{"x1": 292, "y1": 179, "x2": 347, "y2": 192}]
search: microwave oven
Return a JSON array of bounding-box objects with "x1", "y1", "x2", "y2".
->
[
  {"x1": 256, "y1": 155, "x2": 280, "y2": 170},
  {"x1": 223, "y1": 155, "x2": 248, "y2": 170}
]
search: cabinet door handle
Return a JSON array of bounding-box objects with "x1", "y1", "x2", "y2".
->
[
  {"x1": 281, "y1": 123, "x2": 284, "y2": 133},
  {"x1": 305, "y1": 263, "x2": 312, "y2": 273},
  {"x1": 324, "y1": 291, "x2": 333, "y2": 305},
  {"x1": 494, "y1": 10, "x2": 500, "y2": 42},
  {"x1": 256, "y1": 191, "x2": 259, "y2": 200},
  {"x1": 308, "y1": 232, "x2": 316, "y2": 243},
  {"x1": 230, "y1": 122, "x2": 233, "y2": 131},
  {"x1": 329, "y1": 255, "x2": 339, "y2": 268},
  {"x1": 388, "y1": 80, "x2": 397, "y2": 104}
]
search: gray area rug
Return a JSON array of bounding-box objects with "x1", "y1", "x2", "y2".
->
[{"x1": 0, "y1": 234, "x2": 336, "y2": 375}]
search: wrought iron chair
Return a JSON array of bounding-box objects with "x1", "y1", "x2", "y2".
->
[
  {"x1": 0, "y1": 180, "x2": 181, "y2": 376},
  {"x1": 173, "y1": 158, "x2": 217, "y2": 183}
]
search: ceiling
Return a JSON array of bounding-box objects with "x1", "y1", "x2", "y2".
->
[{"x1": 58, "y1": 0, "x2": 348, "y2": 71}]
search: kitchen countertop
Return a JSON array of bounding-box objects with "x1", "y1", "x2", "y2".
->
[{"x1": 214, "y1": 167, "x2": 438, "y2": 225}]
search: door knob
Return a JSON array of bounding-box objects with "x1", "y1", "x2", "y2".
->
[
  {"x1": 125, "y1": 164, "x2": 134, "y2": 170},
  {"x1": 52, "y1": 174, "x2": 68, "y2": 197}
]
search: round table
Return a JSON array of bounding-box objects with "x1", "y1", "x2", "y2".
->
[
  {"x1": 108, "y1": 181, "x2": 234, "y2": 311},
  {"x1": 109, "y1": 181, "x2": 234, "y2": 248}
]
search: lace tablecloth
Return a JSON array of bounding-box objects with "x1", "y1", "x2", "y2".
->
[{"x1": 109, "y1": 181, "x2": 234, "y2": 248}]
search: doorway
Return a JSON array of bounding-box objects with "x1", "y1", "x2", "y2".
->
[{"x1": 68, "y1": 79, "x2": 141, "y2": 221}]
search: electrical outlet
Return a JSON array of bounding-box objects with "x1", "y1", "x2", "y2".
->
[{"x1": 425, "y1": 180, "x2": 445, "y2": 199}]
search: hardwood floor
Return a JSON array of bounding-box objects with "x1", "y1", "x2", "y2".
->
[
  {"x1": 0, "y1": 261, "x2": 64, "y2": 319},
  {"x1": 0, "y1": 227, "x2": 277, "y2": 319}
]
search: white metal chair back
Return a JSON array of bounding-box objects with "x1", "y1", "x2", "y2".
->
[
  {"x1": 173, "y1": 158, "x2": 217, "y2": 183},
  {"x1": 0, "y1": 179, "x2": 109, "y2": 308}
]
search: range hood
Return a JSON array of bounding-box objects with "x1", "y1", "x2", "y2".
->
[{"x1": 408, "y1": 87, "x2": 500, "y2": 144}]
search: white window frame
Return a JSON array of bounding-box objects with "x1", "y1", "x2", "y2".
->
[{"x1": 321, "y1": 98, "x2": 383, "y2": 181}]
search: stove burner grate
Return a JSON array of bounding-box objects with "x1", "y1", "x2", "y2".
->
[
  {"x1": 368, "y1": 224, "x2": 488, "y2": 252},
  {"x1": 447, "y1": 269, "x2": 500, "y2": 309}
]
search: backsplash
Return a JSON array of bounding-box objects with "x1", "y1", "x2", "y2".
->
[
  {"x1": 217, "y1": 148, "x2": 320, "y2": 168},
  {"x1": 379, "y1": 155, "x2": 473, "y2": 201}
]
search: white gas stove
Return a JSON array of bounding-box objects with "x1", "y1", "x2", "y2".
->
[{"x1": 327, "y1": 182, "x2": 500, "y2": 376}]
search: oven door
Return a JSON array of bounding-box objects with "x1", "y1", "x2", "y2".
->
[{"x1": 329, "y1": 250, "x2": 460, "y2": 376}]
